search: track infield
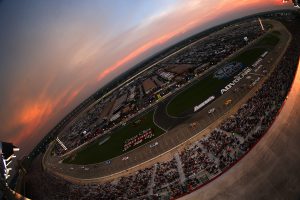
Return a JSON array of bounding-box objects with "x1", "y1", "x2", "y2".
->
[
  {"x1": 166, "y1": 33, "x2": 279, "y2": 117},
  {"x1": 64, "y1": 110, "x2": 164, "y2": 164}
]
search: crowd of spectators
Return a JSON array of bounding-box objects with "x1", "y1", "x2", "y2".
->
[
  {"x1": 153, "y1": 158, "x2": 180, "y2": 194},
  {"x1": 180, "y1": 141, "x2": 218, "y2": 179},
  {"x1": 69, "y1": 167, "x2": 154, "y2": 200}
]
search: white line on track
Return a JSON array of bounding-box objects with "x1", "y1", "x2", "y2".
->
[
  {"x1": 249, "y1": 72, "x2": 264, "y2": 77},
  {"x1": 153, "y1": 106, "x2": 167, "y2": 132}
]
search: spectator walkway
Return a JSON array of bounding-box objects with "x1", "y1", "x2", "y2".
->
[
  {"x1": 148, "y1": 163, "x2": 157, "y2": 195},
  {"x1": 174, "y1": 153, "x2": 186, "y2": 184}
]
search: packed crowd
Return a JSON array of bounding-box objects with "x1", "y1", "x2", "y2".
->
[
  {"x1": 69, "y1": 167, "x2": 154, "y2": 200},
  {"x1": 180, "y1": 140, "x2": 218, "y2": 179},
  {"x1": 153, "y1": 158, "x2": 181, "y2": 194}
]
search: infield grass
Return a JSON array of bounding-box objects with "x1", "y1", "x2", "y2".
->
[
  {"x1": 167, "y1": 47, "x2": 267, "y2": 117},
  {"x1": 64, "y1": 110, "x2": 164, "y2": 164},
  {"x1": 167, "y1": 32, "x2": 279, "y2": 117}
]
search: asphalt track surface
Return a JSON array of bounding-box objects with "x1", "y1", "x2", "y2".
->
[
  {"x1": 180, "y1": 57, "x2": 300, "y2": 200},
  {"x1": 43, "y1": 20, "x2": 291, "y2": 184}
]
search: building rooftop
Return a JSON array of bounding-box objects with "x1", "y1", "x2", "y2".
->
[{"x1": 142, "y1": 78, "x2": 157, "y2": 94}]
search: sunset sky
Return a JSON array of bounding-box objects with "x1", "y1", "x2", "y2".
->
[{"x1": 0, "y1": 0, "x2": 293, "y2": 156}]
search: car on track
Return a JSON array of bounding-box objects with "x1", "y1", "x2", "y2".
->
[
  {"x1": 149, "y1": 142, "x2": 159, "y2": 148},
  {"x1": 122, "y1": 156, "x2": 129, "y2": 161},
  {"x1": 224, "y1": 99, "x2": 232, "y2": 106},
  {"x1": 208, "y1": 108, "x2": 216, "y2": 114}
]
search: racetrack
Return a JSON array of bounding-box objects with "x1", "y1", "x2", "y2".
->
[{"x1": 43, "y1": 20, "x2": 291, "y2": 185}]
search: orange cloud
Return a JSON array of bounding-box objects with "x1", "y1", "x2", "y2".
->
[
  {"x1": 13, "y1": 100, "x2": 54, "y2": 144},
  {"x1": 97, "y1": 19, "x2": 200, "y2": 81},
  {"x1": 97, "y1": 33, "x2": 175, "y2": 81},
  {"x1": 19, "y1": 101, "x2": 53, "y2": 125},
  {"x1": 8, "y1": 83, "x2": 86, "y2": 146},
  {"x1": 96, "y1": 0, "x2": 286, "y2": 82}
]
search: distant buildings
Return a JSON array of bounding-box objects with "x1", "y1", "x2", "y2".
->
[
  {"x1": 142, "y1": 78, "x2": 157, "y2": 94},
  {"x1": 157, "y1": 70, "x2": 175, "y2": 81},
  {"x1": 100, "y1": 99, "x2": 115, "y2": 120},
  {"x1": 112, "y1": 93, "x2": 128, "y2": 113},
  {"x1": 167, "y1": 64, "x2": 193, "y2": 75},
  {"x1": 152, "y1": 76, "x2": 165, "y2": 87},
  {"x1": 128, "y1": 86, "x2": 136, "y2": 101},
  {"x1": 110, "y1": 111, "x2": 121, "y2": 122}
]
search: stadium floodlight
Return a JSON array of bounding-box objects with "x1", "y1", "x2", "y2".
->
[
  {"x1": 0, "y1": 141, "x2": 31, "y2": 200},
  {"x1": 292, "y1": 0, "x2": 300, "y2": 7},
  {"x1": 282, "y1": 0, "x2": 300, "y2": 6},
  {"x1": 258, "y1": 18, "x2": 265, "y2": 31}
]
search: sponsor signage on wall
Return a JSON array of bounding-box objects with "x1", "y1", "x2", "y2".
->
[
  {"x1": 220, "y1": 67, "x2": 252, "y2": 95},
  {"x1": 194, "y1": 96, "x2": 215, "y2": 112}
]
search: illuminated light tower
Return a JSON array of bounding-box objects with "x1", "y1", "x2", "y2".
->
[
  {"x1": 56, "y1": 137, "x2": 68, "y2": 151},
  {"x1": 0, "y1": 141, "x2": 30, "y2": 199},
  {"x1": 285, "y1": 0, "x2": 300, "y2": 7},
  {"x1": 293, "y1": 0, "x2": 300, "y2": 7},
  {"x1": 258, "y1": 18, "x2": 265, "y2": 31},
  {"x1": 0, "y1": 142, "x2": 19, "y2": 180}
]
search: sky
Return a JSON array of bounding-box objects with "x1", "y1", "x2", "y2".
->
[{"x1": 0, "y1": 0, "x2": 294, "y2": 157}]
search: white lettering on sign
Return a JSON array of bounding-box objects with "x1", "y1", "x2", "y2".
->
[
  {"x1": 252, "y1": 58, "x2": 263, "y2": 67},
  {"x1": 220, "y1": 67, "x2": 252, "y2": 95},
  {"x1": 194, "y1": 96, "x2": 215, "y2": 112},
  {"x1": 250, "y1": 77, "x2": 261, "y2": 88}
]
